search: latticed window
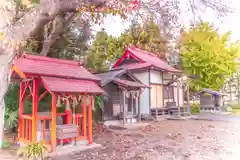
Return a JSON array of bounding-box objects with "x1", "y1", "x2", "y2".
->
[
  {"x1": 164, "y1": 86, "x2": 174, "y2": 99},
  {"x1": 222, "y1": 72, "x2": 240, "y2": 104}
]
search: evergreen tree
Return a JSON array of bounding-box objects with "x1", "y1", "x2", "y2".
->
[{"x1": 87, "y1": 18, "x2": 169, "y2": 71}]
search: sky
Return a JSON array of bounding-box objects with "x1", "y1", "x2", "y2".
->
[{"x1": 92, "y1": 0, "x2": 240, "y2": 42}]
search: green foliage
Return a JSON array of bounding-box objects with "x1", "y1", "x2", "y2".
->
[
  {"x1": 4, "y1": 108, "x2": 18, "y2": 130},
  {"x1": 4, "y1": 84, "x2": 19, "y2": 111},
  {"x1": 17, "y1": 141, "x2": 51, "y2": 160},
  {"x1": 49, "y1": 20, "x2": 92, "y2": 60},
  {"x1": 87, "y1": 18, "x2": 168, "y2": 71},
  {"x1": 4, "y1": 83, "x2": 53, "y2": 129},
  {"x1": 1, "y1": 140, "x2": 10, "y2": 149},
  {"x1": 4, "y1": 84, "x2": 19, "y2": 129},
  {"x1": 93, "y1": 96, "x2": 104, "y2": 122},
  {"x1": 230, "y1": 104, "x2": 240, "y2": 109},
  {"x1": 190, "y1": 103, "x2": 200, "y2": 114},
  {"x1": 181, "y1": 22, "x2": 238, "y2": 91}
]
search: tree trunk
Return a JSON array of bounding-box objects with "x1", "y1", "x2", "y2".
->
[
  {"x1": 0, "y1": 54, "x2": 14, "y2": 148},
  {"x1": 0, "y1": 0, "x2": 107, "y2": 148}
]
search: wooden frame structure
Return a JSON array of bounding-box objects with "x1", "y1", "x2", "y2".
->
[
  {"x1": 111, "y1": 45, "x2": 187, "y2": 117},
  {"x1": 96, "y1": 69, "x2": 148, "y2": 125},
  {"x1": 199, "y1": 88, "x2": 223, "y2": 112},
  {"x1": 11, "y1": 54, "x2": 104, "y2": 151}
]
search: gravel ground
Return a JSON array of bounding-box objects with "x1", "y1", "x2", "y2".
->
[
  {"x1": 2, "y1": 119, "x2": 240, "y2": 160},
  {"x1": 68, "y1": 120, "x2": 240, "y2": 160}
]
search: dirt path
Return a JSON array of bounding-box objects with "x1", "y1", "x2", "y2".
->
[
  {"x1": 2, "y1": 119, "x2": 240, "y2": 160},
  {"x1": 67, "y1": 120, "x2": 240, "y2": 160}
]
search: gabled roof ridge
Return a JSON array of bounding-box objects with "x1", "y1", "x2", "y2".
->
[
  {"x1": 128, "y1": 45, "x2": 160, "y2": 58},
  {"x1": 95, "y1": 67, "x2": 124, "y2": 74},
  {"x1": 22, "y1": 54, "x2": 81, "y2": 66}
]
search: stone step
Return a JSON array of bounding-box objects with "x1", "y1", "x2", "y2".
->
[{"x1": 171, "y1": 111, "x2": 190, "y2": 116}]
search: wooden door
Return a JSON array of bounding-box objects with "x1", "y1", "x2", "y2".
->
[{"x1": 150, "y1": 84, "x2": 163, "y2": 108}]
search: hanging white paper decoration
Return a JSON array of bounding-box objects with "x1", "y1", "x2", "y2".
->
[
  {"x1": 140, "y1": 88, "x2": 144, "y2": 95},
  {"x1": 125, "y1": 91, "x2": 130, "y2": 98},
  {"x1": 56, "y1": 95, "x2": 61, "y2": 107}
]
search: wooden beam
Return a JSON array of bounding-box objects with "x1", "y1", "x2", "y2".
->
[
  {"x1": 31, "y1": 79, "x2": 39, "y2": 141},
  {"x1": 177, "y1": 82, "x2": 180, "y2": 117},
  {"x1": 51, "y1": 93, "x2": 57, "y2": 151},
  {"x1": 82, "y1": 95, "x2": 87, "y2": 137},
  {"x1": 187, "y1": 83, "x2": 190, "y2": 114},
  {"x1": 20, "y1": 81, "x2": 29, "y2": 101},
  {"x1": 88, "y1": 95, "x2": 93, "y2": 144},
  {"x1": 39, "y1": 90, "x2": 48, "y2": 101},
  {"x1": 12, "y1": 65, "x2": 26, "y2": 78},
  {"x1": 137, "y1": 94, "x2": 141, "y2": 122},
  {"x1": 148, "y1": 68, "x2": 151, "y2": 113},
  {"x1": 18, "y1": 82, "x2": 24, "y2": 141},
  {"x1": 122, "y1": 91, "x2": 126, "y2": 125}
]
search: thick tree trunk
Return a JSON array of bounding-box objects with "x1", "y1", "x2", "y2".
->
[
  {"x1": 40, "y1": 13, "x2": 75, "y2": 56},
  {"x1": 0, "y1": 54, "x2": 14, "y2": 148},
  {"x1": 0, "y1": 0, "x2": 107, "y2": 148}
]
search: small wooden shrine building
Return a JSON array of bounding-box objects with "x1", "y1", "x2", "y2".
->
[
  {"x1": 110, "y1": 45, "x2": 185, "y2": 117},
  {"x1": 95, "y1": 69, "x2": 148, "y2": 125},
  {"x1": 11, "y1": 54, "x2": 104, "y2": 151},
  {"x1": 199, "y1": 88, "x2": 224, "y2": 112}
]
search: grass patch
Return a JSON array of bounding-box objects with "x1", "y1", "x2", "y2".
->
[
  {"x1": 1, "y1": 140, "x2": 10, "y2": 149},
  {"x1": 190, "y1": 103, "x2": 200, "y2": 114},
  {"x1": 229, "y1": 104, "x2": 240, "y2": 115}
]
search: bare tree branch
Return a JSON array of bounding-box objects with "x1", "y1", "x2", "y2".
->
[
  {"x1": 40, "y1": 13, "x2": 76, "y2": 56},
  {"x1": 1, "y1": 0, "x2": 109, "y2": 53}
]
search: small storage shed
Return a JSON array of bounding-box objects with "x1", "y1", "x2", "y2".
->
[{"x1": 199, "y1": 88, "x2": 224, "y2": 112}]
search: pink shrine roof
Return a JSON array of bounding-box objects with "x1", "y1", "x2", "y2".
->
[
  {"x1": 12, "y1": 54, "x2": 104, "y2": 94},
  {"x1": 113, "y1": 45, "x2": 181, "y2": 73}
]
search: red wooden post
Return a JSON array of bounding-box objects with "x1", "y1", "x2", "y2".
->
[
  {"x1": 32, "y1": 79, "x2": 39, "y2": 141},
  {"x1": 87, "y1": 95, "x2": 93, "y2": 144},
  {"x1": 65, "y1": 93, "x2": 72, "y2": 124},
  {"x1": 82, "y1": 95, "x2": 87, "y2": 137},
  {"x1": 18, "y1": 81, "x2": 24, "y2": 141},
  {"x1": 51, "y1": 93, "x2": 57, "y2": 151},
  {"x1": 65, "y1": 109, "x2": 72, "y2": 124}
]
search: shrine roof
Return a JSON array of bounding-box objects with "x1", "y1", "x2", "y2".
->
[
  {"x1": 95, "y1": 69, "x2": 148, "y2": 88},
  {"x1": 113, "y1": 78, "x2": 146, "y2": 88},
  {"x1": 112, "y1": 45, "x2": 181, "y2": 73},
  {"x1": 12, "y1": 54, "x2": 104, "y2": 94},
  {"x1": 41, "y1": 76, "x2": 104, "y2": 94},
  {"x1": 12, "y1": 54, "x2": 100, "y2": 81}
]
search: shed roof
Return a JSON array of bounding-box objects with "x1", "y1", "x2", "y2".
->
[
  {"x1": 113, "y1": 78, "x2": 146, "y2": 88},
  {"x1": 12, "y1": 54, "x2": 104, "y2": 94},
  {"x1": 113, "y1": 45, "x2": 181, "y2": 73},
  {"x1": 200, "y1": 88, "x2": 224, "y2": 96},
  {"x1": 95, "y1": 69, "x2": 148, "y2": 88},
  {"x1": 95, "y1": 69, "x2": 126, "y2": 86}
]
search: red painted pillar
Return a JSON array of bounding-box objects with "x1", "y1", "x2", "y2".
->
[
  {"x1": 32, "y1": 79, "x2": 39, "y2": 141},
  {"x1": 87, "y1": 95, "x2": 93, "y2": 144},
  {"x1": 51, "y1": 93, "x2": 57, "y2": 151},
  {"x1": 82, "y1": 95, "x2": 87, "y2": 138},
  {"x1": 64, "y1": 93, "x2": 72, "y2": 124},
  {"x1": 18, "y1": 82, "x2": 24, "y2": 141}
]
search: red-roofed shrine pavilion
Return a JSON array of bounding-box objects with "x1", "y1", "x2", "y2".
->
[{"x1": 11, "y1": 54, "x2": 104, "y2": 151}]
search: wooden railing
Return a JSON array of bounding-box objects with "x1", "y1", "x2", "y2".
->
[
  {"x1": 19, "y1": 112, "x2": 85, "y2": 144},
  {"x1": 72, "y1": 113, "x2": 83, "y2": 137},
  {"x1": 19, "y1": 114, "x2": 32, "y2": 143},
  {"x1": 37, "y1": 113, "x2": 67, "y2": 143}
]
